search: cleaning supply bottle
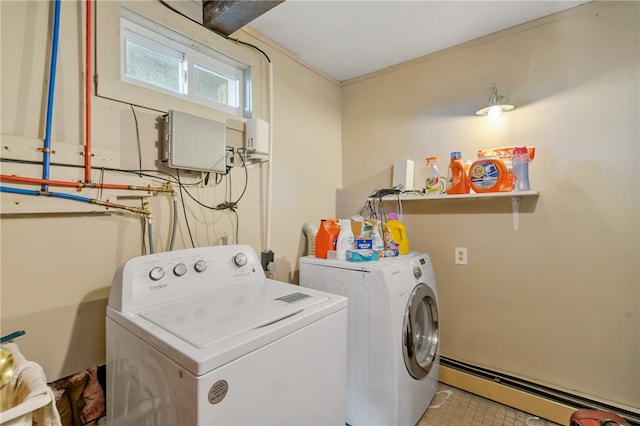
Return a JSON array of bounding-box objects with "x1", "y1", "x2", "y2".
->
[
  {"x1": 315, "y1": 219, "x2": 340, "y2": 259},
  {"x1": 468, "y1": 157, "x2": 511, "y2": 193},
  {"x1": 511, "y1": 146, "x2": 531, "y2": 191},
  {"x1": 425, "y1": 157, "x2": 443, "y2": 195},
  {"x1": 370, "y1": 220, "x2": 385, "y2": 251},
  {"x1": 446, "y1": 152, "x2": 470, "y2": 195},
  {"x1": 336, "y1": 219, "x2": 355, "y2": 260},
  {"x1": 384, "y1": 213, "x2": 409, "y2": 255}
]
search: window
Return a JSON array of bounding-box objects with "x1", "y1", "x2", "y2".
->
[{"x1": 121, "y1": 14, "x2": 248, "y2": 117}]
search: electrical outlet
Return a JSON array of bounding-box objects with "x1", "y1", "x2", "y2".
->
[
  {"x1": 455, "y1": 247, "x2": 468, "y2": 265},
  {"x1": 225, "y1": 146, "x2": 234, "y2": 169}
]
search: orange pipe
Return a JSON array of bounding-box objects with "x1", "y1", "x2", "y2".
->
[
  {"x1": 0, "y1": 174, "x2": 171, "y2": 193},
  {"x1": 84, "y1": 0, "x2": 92, "y2": 183}
]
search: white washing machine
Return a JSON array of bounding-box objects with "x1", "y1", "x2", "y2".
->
[
  {"x1": 106, "y1": 244, "x2": 348, "y2": 426},
  {"x1": 299, "y1": 253, "x2": 439, "y2": 426}
]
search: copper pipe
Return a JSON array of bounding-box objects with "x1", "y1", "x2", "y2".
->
[{"x1": 0, "y1": 174, "x2": 171, "y2": 193}]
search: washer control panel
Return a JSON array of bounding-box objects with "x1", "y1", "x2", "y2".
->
[
  {"x1": 110, "y1": 244, "x2": 265, "y2": 312},
  {"x1": 147, "y1": 260, "x2": 208, "y2": 281},
  {"x1": 408, "y1": 254, "x2": 436, "y2": 288}
]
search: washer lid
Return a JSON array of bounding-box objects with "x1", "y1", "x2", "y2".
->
[{"x1": 139, "y1": 281, "x2": 327, "y2": 349}]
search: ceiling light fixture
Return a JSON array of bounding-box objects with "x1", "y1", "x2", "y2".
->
[{"x1": 476, "y1": 83, "x2": 514, "y2": 117}]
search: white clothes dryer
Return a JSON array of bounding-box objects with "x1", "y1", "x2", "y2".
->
[
  {"x1": 299, "y1": 253, "x2": 439, "y2": 426},
  {"x1": 106, "y1": 244, "x2": 348, "y2": 426}
]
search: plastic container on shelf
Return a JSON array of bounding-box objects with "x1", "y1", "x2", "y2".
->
[
  {"x1": 476, "y1": 146, "x2": 536, "y2": 161},
  {"x1": 469, "y1": 157, "x2": 512, "y2": 193},
  {"x1": 512, "y1": 146, "x2": 531, "y2": 191},
  {"x1": 424, "y1": 157, "x2": 443, "y2": 195},
  {"x1": 315, "y1": 219, "x2": 340, "y2": 259},
  {"x1": 446, "y1": 152, "x2": 470, "y2": 195},
  {"x1": 476, "y1": 146, "x2": 536, "y2": 176},
  {"x1": 472, "y1": 146, "x2": 536, "y2": 192},
  {"x1": 384, "y1": 213, "x2": 409, "y2": 255}
]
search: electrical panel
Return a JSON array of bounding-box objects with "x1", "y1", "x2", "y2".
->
[{"x1": 163, "y1": 110, "x2": 227, "y2": 173}]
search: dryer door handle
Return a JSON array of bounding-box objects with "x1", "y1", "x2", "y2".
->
[{"x1": 403, "y1": 312, "x2": 415, "y2": 358}]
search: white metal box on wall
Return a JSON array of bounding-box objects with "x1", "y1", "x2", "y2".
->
[{"x1": 163, "y1": 110, "x2": 227, "y2": 173}]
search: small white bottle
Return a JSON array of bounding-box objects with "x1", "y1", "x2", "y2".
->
[{"x1": 336, "y1": 219, "x2": 355, "y2": 260}]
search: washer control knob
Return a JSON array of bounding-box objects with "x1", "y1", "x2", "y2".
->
[
  {"x1": 173, "y1": 263, "x2": 187, "y2": 277},
  {"x1": 149, "y1": 266, "x2": 165, "y2": 281},
  {"x1": 194, "y1": 260, "x2": 207, "y2": 273},
  {"x1": 233, "y1": 252, "x2": 248, "y2": 267},
  {"x1": 413, "y1": 266, "x2": 422, "y2": 280}
]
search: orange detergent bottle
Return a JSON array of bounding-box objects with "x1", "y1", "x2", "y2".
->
[
  {"x1": 470, "y1": 146, "x2": 536, "y2": 193},
  {"x1": 446, "y1": 152, "x2": 470, "y2": 195},
  {"x1": 315, "y1": 219, "x2": 340, "y2": 259},
  {"x1": 469, "y1": 157, "x2": 512, "y2": 193}
]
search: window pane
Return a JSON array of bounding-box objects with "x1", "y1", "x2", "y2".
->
[
  {"x1": 125, "y1": 40, "x2": 183, "y2": 93},
  {"x1": 193, "y1": 64, "x2": 239, "y2": 107},
  {"x1": 119, "y1": 13, "x2": 248, "y2": 116}
]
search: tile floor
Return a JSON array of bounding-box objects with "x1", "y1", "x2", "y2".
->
[{"x1": 417, "y1": 383, "x2": 563, "y2": 426}]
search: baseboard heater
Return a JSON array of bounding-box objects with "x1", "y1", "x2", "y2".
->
[{"x1": 440, "y1": 356, "x2": 640, "y2": 425}]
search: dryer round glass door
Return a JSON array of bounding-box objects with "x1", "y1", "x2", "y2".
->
[{"x1": 402, "y1": 283, "x2": 439, "y2": 379}]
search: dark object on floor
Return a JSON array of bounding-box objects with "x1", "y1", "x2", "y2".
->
[{"x1": 570, "y1": 409, "x2": 629, "y2": 426}]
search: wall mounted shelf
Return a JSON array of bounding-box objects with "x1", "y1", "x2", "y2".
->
[{"x1": 372, "y1": 190, "x2": 539, "y2": 231}]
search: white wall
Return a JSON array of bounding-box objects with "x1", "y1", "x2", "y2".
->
[{"x1": 340, "y1": 1, "x2": 639, "y2": 412}]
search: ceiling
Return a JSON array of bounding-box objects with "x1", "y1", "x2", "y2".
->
[{"x1": 247, "y1": 1, "x2": 587, "y2": 81}]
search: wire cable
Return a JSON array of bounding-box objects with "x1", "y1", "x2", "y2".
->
[
  {"x1": 177, "y1": 147, "x2": 248, "y2": 212},
  {"x1": 0, "y1": 158, "x2": 202, "y2": 187},
  {"x1": 168, "y1": 194, "x2": 178, "y2": 251},
  {"x1": 130, "y1": 104, "x2": 143, "y2": 176},
  {"x1": 157, "y1": 0, "x2": 271, "y2": 62},
  {"x1": 176, "y1": 168, "x2": 196, "y2": 248}
]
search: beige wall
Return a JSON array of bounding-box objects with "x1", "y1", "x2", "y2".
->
[
  {"x1": 340, "y1": 1, "x2": 639, "y2": 412},
  {"x1": 1, "y1": 0, "x2": 638, "y2": 416},
  {"x1": 0, "y1": 1, "x2": 341, "y2": 380}
]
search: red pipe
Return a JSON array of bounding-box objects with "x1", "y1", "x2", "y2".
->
[
  {"x1": 2, "y1": 0, "x2": 173, "y2": 206},
  {"x1": 84, "y1": 0, "x2": 92, "y2": 183},
  {"x1": 0, "y1": 174, "x2": 171, "y2": 193}
]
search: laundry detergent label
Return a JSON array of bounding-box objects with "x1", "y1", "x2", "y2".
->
[
  {"x1": 425, "y1": 176, "x2": 441, "y2": 194},
  {"x1": 469, "y1": 160, "x2": 499, "y2": 190}
]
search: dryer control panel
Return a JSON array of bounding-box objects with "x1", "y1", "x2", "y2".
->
[{"x1": 109, "y1": 244, "x2": 265, "y2": 313}]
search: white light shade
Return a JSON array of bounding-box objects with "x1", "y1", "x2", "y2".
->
[{"x1": 476, "y1": 84, "x2": 514, "y2": 116}]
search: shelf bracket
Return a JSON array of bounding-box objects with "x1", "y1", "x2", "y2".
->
[{"x1": 511, "y1": 196, "x2": 520, "y2": 231}]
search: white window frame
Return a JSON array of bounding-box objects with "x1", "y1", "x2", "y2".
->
[
  {"x1": 120, "y1": 13, "x2": 247, "y2": 117},
  {"x1": 189, "y1": 48, "x2": 244, "y2": 114}
]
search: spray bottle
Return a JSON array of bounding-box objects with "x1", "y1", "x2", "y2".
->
[
  {"x1": 336, "y1": 219, "x2": 355, "y2": 260},
  {"x1": 425, "y1": 157, "x2": 443, "y2": 195}
]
